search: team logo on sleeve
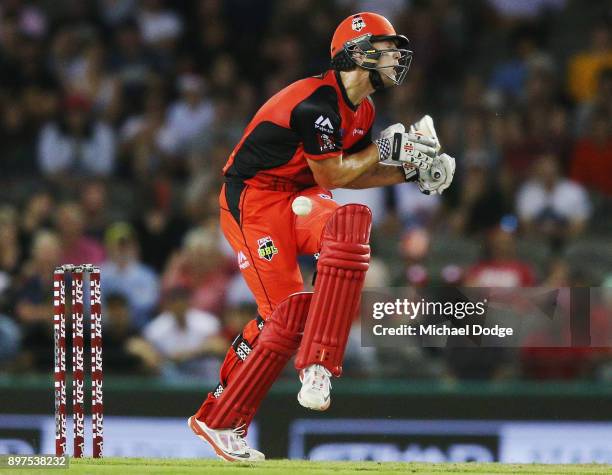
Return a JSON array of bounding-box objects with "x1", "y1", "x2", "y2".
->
[
  {"x1": 257, "y1": 236, "x2": 279, "y2": 261},
  {"x1": 317, "y1": 133, "x2": 336, "y2": 152},
  {"x1": 352, "y1": 16, "x2": 366, "y2": 31}
]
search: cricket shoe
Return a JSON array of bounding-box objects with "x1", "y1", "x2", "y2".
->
[
  {"x1": 188, "y1": 416, "x2": 265, "y2": 462},
  {"x1": 297, "y1": 364, "x2": 332, "y2": 411}
]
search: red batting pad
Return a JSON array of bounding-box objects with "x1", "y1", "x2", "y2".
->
[
  {"x1": 295, "y1": 204, "x2": 372, "y2": 376},
  {"x1": 204, "y1": 292, "x2": 312, "y2": 430}
]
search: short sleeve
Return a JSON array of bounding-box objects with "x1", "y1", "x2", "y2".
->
[{"x1": 290, "y1": 86, "x2": 342, "y2": 160}]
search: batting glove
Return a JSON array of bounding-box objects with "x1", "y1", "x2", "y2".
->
[
  {"x1": 375, "y1": 123, "x2": 437, "y2": 170},
  {"x1": 417, "y1": 153, "x2": 456, "y2": 195}
]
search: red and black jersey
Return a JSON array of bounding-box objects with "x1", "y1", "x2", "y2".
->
[{"x1": 222, "y1": 70, "x2": 375, "y2": 191}]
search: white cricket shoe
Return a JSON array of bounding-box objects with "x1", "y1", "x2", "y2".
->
[
  {"x1": 188, "y1": 416, "x2": 265, "y2": 462},
  {"x1": 297, "y1": 364, "x2": 332, "y2": 411}
]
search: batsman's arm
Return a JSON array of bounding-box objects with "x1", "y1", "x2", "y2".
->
[
  {"x1": 307, "y1": 143, "x2": 380, "y2": 189},
  {"x1": 342, "y1": 158, "x2": 413, "y2": 189},
  {"x1": 308, "y1": 143, "x2": 416, "y2": 189}
]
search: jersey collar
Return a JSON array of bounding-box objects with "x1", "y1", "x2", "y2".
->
[{"x1": 333, "y1": 70, "x2": 358, "y2": 112}]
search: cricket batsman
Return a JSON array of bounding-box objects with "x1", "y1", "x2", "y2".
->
[{"x1": 188, "y1": 12, "x2": 456, "y2": 461}]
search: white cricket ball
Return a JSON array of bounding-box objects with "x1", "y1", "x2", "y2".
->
[{"x1": 291, "y1": 196, "x2": 312, "y2": 216}]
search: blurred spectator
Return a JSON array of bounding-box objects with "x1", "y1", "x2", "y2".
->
[
  {"x1": 15, "y1": 230, "x2": 61, "y2": 324},
  {"x1": 498, "y1": 99, "x2": 571, "y2": 188},
  {"x1": 14, "y1": 230, "x2": 61, "y2": 372},
  {"x1": 395, "y1": 227, "x2": 430, "y2": 287},
  {"x1": 132, "y1": 184, "x2": 190, "y2": 272},
  {"x1": 110, "y1": 19, "x2": 158, "y2": 93},
  {"x1": 0, "y1": 96, "x2": 37, "y2": 177},
  {"x1": 162, "y1": 227, "x2": 235, "y2": 315},
  {"x1": 79, "y1": 181, "x2": 111, "y2": 240},
  {"x1": 37, "y1": 94, "x2": 116, "y2": 177},
  {"x1": 0, "y1": 314, "x2": 21, "y2": 369},
  {"x1": 460, "y1": 112, "x2": 499, "y2": 169},
  {"x1": 487, "y1": 26, "x2": 550, "y2": 103},
  {"x1": 101, "y1": 222, "x2": 159, "y2": 329},
  {"x1": 567, "y1": 23, "x2": 612, "y2": 104},
  {"x1": 0, "y1": 206, "x2": 21, "y2": 312},
  {"x1": 2, "y1": 34, "x2": 59, "y2": 124},
  {"x1": 517, "y1": 154, "x2": 591, "y2": 239},
  {"x1": 393, "y1": 184, "x2": 441, "y2": 229},
  {"x1": 19, "y1": 190, "x2": 55, "y2": 252},
  {"x1": 48, "y1": 26, "x2": 86, "y2": 93},
  {"x1": 143, "y1": 285, "x2": 225, "y2": 376},
  {"x1": 448, "y1": 153, "x2": 507, "y2": 236},
  {"x1": 137, "y1": 0, "x2": 183, "y2": 48},
  {"x1": 208, "y1": 54, "x2": 238, "y2": 98},
  {"x1": 575, "y1": 68, "x2": 612, "y2": 136},
  {"x1": 190, "y1": 2, "x2": 228, "y2": 72},
  {"x1": 98, "y1": 0, "x2": 137, "y2": 27},
  {"x1": 224, "y1": 273, "x2": 256, "y2": 311},
  {"x1": 570, "y1": 108, "x2": 612, "y2": 197},
  {"x1": 120, "y1": 92, "x2": 167, "y2": 179},
  {"x1": 103, "y1": 292, "x2": 161, "y2": 375},
  {"x1": 465, "y1": 225, "x2": 536, "y2": 287},
  {"x1": 55, "y1": 202, "x2": 105, "y2": 265},
  {"x1": 0, "y1": 0, "x2": 48, "y2": 38},
  {"x1": 64, "y1": 41, "x2": 121, "y2": 120},
  {"x1": 157, "y1": 74, "x2": 213, "y2": 158}
]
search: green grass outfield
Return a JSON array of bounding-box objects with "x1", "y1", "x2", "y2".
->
[{"x1": 5, "y1": 458, "x2": 611, "y2": 475}]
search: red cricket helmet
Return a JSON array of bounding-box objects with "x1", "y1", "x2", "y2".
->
[{"x1": 330, "y1": 12, "x2": 412, "y2": 89}]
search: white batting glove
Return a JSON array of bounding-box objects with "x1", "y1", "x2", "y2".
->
[
  {"x1": 417, "y1": 153, "x2": 456, "y2": 195},
  {"x1": 409, "y1": 115, "x2": 441, "y2": 154},
  {"x1": 375, "y1": 123, "x2": 437, "y2": 170}
]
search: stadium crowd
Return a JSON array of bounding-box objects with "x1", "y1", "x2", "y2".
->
[{"x1": 0, "y1": 0, "x2": 611, "y2": 382}]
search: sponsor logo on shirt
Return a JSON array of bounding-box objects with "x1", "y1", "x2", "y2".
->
[
  {"x1": 353, "y1": 127, "x2": 365, "y2": 136},
  {"x1": 315, "y1": 115, "x2": 334, "y2": 133},
  {"x1": 237, "y1": 251, "x2": 250, "y2": 269},
  {"x1": 257, "y1": 236, "x2": 279, "y2": 261}
]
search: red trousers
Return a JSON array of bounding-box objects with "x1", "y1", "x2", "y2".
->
[{"x1": 195, "y1": 183, "x2": 338, "y2": 419}]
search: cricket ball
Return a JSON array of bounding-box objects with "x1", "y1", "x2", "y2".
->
[{"x1": 291, "y1": 196, "x2": 312, "y2": 216}]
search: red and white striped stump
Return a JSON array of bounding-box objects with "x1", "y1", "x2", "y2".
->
[{"x1": 53, "y1": 264, "x2": 103, "y2": 458}]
